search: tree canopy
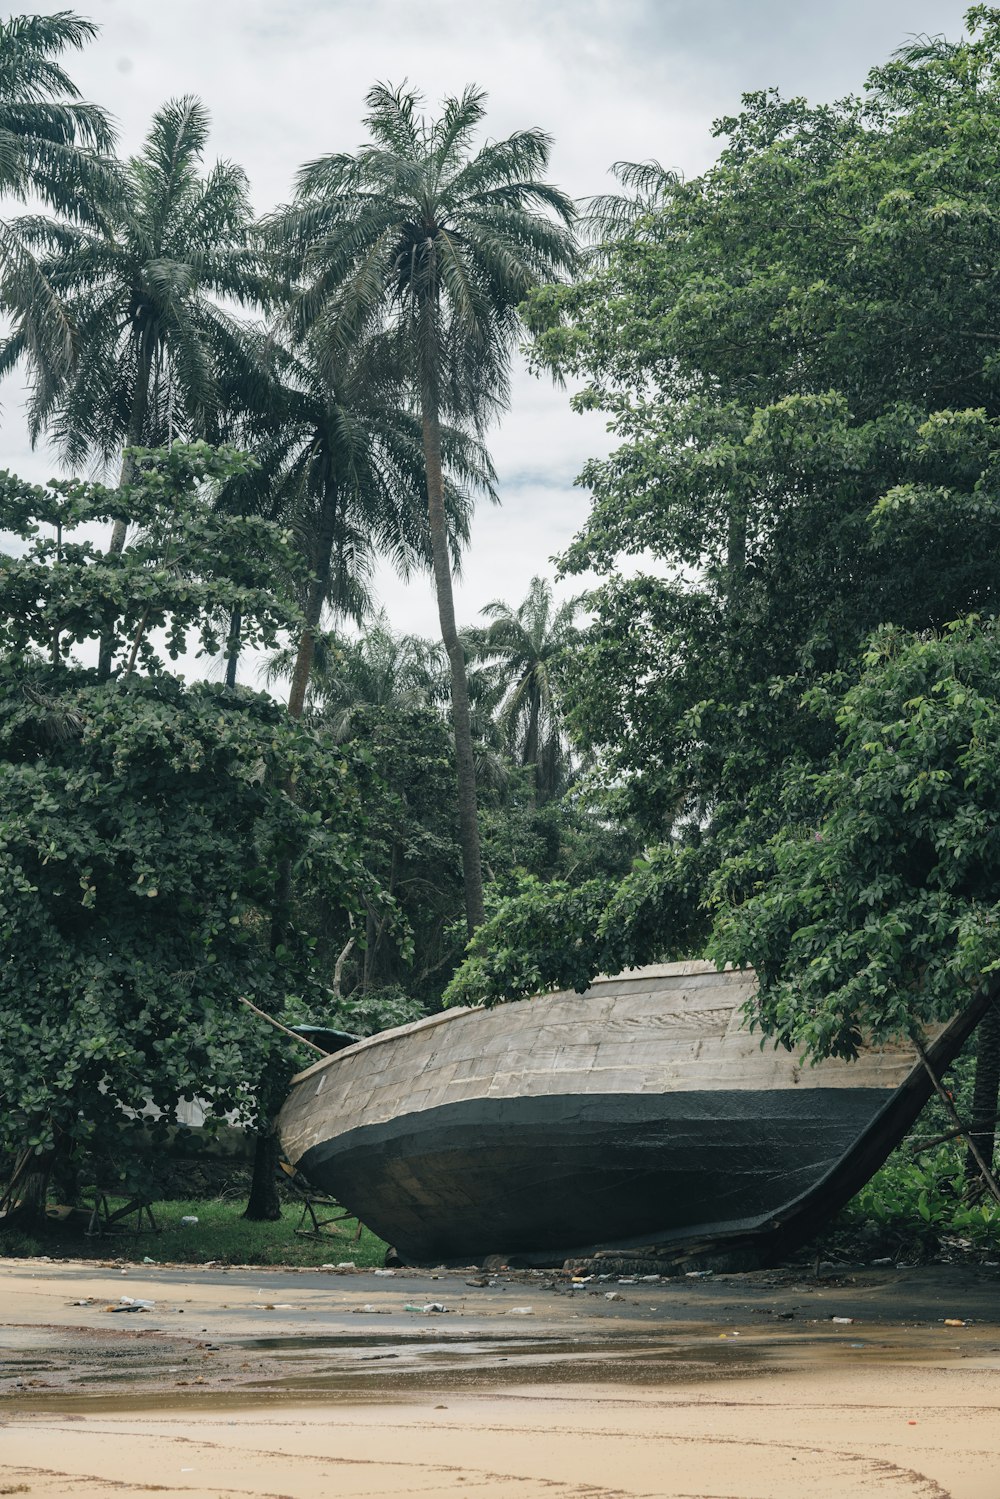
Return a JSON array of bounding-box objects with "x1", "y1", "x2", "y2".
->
[
  {"x1": 449, "y1": 8, "x2": 1000, "y2": 1073},
  {"x1": 527, "y1": 13, "x2": 1000, "y2": 847},
  {"x1": 709, "y1": 620, "x2": 1000, "y2": 1061},
  {"x1": 0, "y1": 447, "x2": 377, "y2": 1190}
]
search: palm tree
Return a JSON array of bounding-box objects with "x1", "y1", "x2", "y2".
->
[
  {"x1": 271, "y1": 82, "x2": 577, "y2": 931},
  {"x1": 582, "y1": 159, "x2": 678, "y2": 259},
  {"x1": 1, "y1": 94, "x2": 269, "y2": 676},
  {"x1": 474, "y1": 576, "x2": 581, "y2": 803},
  {"x1": 228, "y1": 327, "x2": 493, "y2": 715},
  {"x1": 1, "y1": 95, "x2": 266, "y2": 522},
  {"x1": 271, "y1": 611, "x2": 441, "y2": 735},
  {"x1": 0, "y1": 11, "x2": 116, "y2": 378}
]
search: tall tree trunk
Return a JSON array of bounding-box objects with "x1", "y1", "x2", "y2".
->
[
  {"x1": 242, "y1": 1119, "x2": 282, "y2": 1222},
  {"x1": 421, "y1": 394, "x2": 485, "y2": 933},
  {"x1": 523, "y1": 690, "x2": 540, "y2": 804},
  {"x1": 287, "y1": 478, "x2": 339, "y2": 720},
  {"x1": 225, "y1": 608, "x2": 242, "y2": 689},
  {"x1": 97, "y1": 334, "x2": 154, "y2": 680},
  {"x1": 966, "y1": 1000, "x2": 1000, "y2": 1180}
]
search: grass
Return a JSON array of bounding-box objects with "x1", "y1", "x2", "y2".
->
[{"x1": 0, "y1": 1197, "x2": 390, "y2": 1268}]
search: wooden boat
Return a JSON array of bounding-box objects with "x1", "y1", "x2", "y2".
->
[{"x1": 277, "y1": 961, "x2": 985, "y2": 1267}]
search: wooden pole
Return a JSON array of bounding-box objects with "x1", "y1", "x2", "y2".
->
[
  {"x1": 912, "y1": 1033, "x2": 1000, "y2": 1207},
  {"x1": 238, "y1": 996, "x2": 328, "y2": 1057}
]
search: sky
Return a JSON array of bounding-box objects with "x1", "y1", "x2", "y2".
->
[{"x1": 1, "y1": 0, "x2": 977, "y2": 658}]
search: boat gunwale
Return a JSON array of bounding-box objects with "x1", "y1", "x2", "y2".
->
[{"x1": 289, "y1": 959, "x2": 742, "y2": 1085}]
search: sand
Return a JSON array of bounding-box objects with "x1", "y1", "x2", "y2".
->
[{"x1": 1, "y1": 1258, "x2": 998, "y2": 1497}]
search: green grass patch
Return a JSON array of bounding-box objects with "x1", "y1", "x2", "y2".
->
[{"x1": 1, "y1": 1197, "x2": 389, "y2": 1268}]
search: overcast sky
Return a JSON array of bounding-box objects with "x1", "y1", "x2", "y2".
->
[{"x1": 1, "y1": 0, "x2": 976, "y2": 655}]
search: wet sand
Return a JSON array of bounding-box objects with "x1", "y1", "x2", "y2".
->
[{"x1": 2, "y1": 1257, "x2": 999, "y2": 1496}]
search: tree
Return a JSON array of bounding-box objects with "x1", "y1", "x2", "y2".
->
[
  {"x1": 0, "y1": 96, "x2": 266, "y2": 581},
  {"x1": 581, "y1": 158, "x2": 679, "y2": 256},
  {"x1": 278, "y1": 611, "x2": 637, "y2": 1012},
  {"x1": 452, "y1": 9, "x2": 1000, "y2": 1100},
  {"x1": 273, "y1": 82, "x2": 577, "y2": 931},
  {"x1": 229, "y1": 318, "x2": 491, "y2": 1211},
  {"x1": 472, "y1": 576, "x2": 581, "y2": 803},
  {"x1": 526, "y1": 12, "x2": 1000, "y2": 857},
  {"x1": 273, "y1": 611, "x2": 441, "y2": 732},
  {"x1": 0, "y1": 446, "x2": 376, "y2": 1222},
  {"x1": 708, "y1": 618, "x2": 1000, "y2": 1174},
  {"x1": 229, "y1": 328, "x2": 492, "y2": 716},
  {"x1": 0, "y1": 11, "x2": 116, "y2": 380},
  {"x1": 272, "y1": 615, "x2": 459, "y2": 1005}
]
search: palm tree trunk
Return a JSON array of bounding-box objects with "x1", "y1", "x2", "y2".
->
[
  {"x1": 524, "y1": 691, "x2": 540, "y2": 803},
  {"x1": 420, "y1": 394, "x2": 485, "y2": 933},
  {"x1": 287, "y1": 478, "x2": 340, "y2": 720},
  {"x1": 97, "y1": 333, "x2": 154, "y2": 680}
]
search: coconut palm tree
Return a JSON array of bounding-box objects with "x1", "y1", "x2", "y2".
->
[
  {"x1": 0, "y1": 12, "x2": 112, "y2": 199},
  {"x1": 0, "y1": 11, "x2": 116, "y2": 378},
  {"x1": 228, "y1": 327, "x2": 493, "y2": 715},
  {"x1": 271, "y1": 82, "x2": 577, "y2": 931},
  {"x1": 581, "y1": 158, "x2": 678, "y2": 259},
  {"x1": 1, "y1": 94, "x2": 266, "y2": 518},
  {"x1": 474, "y1": 576, "x2": 582, "y2": 803},
  {"x1": 0, "y1": 94, "x2": 269, "y2": 675},
  {"x1": 271, "y1": 611, "x2": 440, "y2": 734}
]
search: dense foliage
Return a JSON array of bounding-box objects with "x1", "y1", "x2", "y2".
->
[
  {"x1": 4, "y1": 7, "x2": 1000, "y2": 1233},
  {"x1": 526, "y1": 12, "x2": 1000, "y2": 846},
  {"x1": 709, "y1": 620, "x2": 1000, "y2": 1059},
  {"x1": 451, "y1": 10, "x2": 1000, "y2": 1026},
  {"x1": 0, "y1": 448, "x2": 376, "y2": 1186},
  {"x1": 271, "y1": 82, "x2": 578, "y2": 931}
]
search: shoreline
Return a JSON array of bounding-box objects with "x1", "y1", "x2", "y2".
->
[{"x1": 2, "y1": 1258, "x2": 999, "y2": 1495}]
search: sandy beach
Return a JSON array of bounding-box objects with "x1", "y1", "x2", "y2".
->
[{"x1": 2, "y1": 1257, "x2": 998, "y2": 1497}]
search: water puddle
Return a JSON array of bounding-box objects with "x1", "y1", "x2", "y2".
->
[{"x1": 3, "y1": 1326, "x2": 772, "y2": 1413}]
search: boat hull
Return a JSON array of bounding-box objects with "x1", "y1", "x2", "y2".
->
[{"x1": 279, "y1": 962, "x2": 986, "y2": 1266}]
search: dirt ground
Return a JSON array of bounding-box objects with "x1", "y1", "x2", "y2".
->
[{"x1": 1, "y1": 1256, "x2": 999, "y2": 1496}]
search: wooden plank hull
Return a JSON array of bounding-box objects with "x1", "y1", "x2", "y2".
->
[{"x1": 278, "y1": 963, "x2": 985, "y2": 1266}]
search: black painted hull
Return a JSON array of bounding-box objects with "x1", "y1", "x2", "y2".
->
[
  {"x1": 279, "y1": 963, "x2": 988, "y2": 1267},
  {"x1": 298, "y1": 1087, "x2": 897, "y2": 1264}
]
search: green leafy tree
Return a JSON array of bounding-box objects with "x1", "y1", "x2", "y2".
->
[
  {"x1": 288, "y1": 612, "x2": 636, "y2": 1011},
  {"x1": 452, "y1": 9, "x2": 1000, "y2": 1121},
  {"x1": 276, "y1": 616, "x2": 459, "y2": 1005},
  {"x1": 527, "y1": 11, "x2": 1000, "y2": 855},
  {"x1": 708, "y1": 617, "x2": 1000, "y2": 1169},
  {"x1": 0, "y1": 446, "x2": 375, "y2": 1223},
  {"x1": 273, "y1": 82, "x2": 577, "y2": 931},
  {"x1": 330, "y1": 700, "x2": 463, "y2": 1006}
]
